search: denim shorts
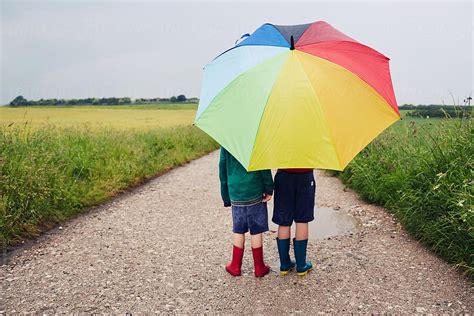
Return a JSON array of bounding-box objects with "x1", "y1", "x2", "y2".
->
[
  {"x1": 232, "y1": 202, "x2": 269, "y2": 235},
  {"x1": 272, "y1": 171, "x2": 315, "y2": 226}
]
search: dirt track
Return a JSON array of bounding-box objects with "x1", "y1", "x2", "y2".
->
[{"x1": 1, "y1": 150, "x2": 472, "y2": 313}]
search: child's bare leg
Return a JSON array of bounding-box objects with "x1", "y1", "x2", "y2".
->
[
  {"x1": 250, "y1": 233, "x2": 262, "y2": 248},
  {"x1": 278, "y1": 225, "x2": 291, "y2": 239},
  {"x1": 295, "y1": 223, "x2": 308, "y2": 240},
  {"x1": 233, "y1": 233, "x2": 245, "y2": 248}
]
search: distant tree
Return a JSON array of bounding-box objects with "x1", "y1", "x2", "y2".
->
[
  {"x1": 405, "y1": 105, "x2": 472, "y2": 118},
  {"x1": 118, "y1": 97, "x2": 131, "y2": 105},
  {"x1": 10, "y1": 95, "x2": 27, "y2": 106},
  {"x1": 8, "y1": 95, "x2": 197, "y2": 106},
  {"x1": 107, "y1": 97, "x2": 118, "y2": 105}
]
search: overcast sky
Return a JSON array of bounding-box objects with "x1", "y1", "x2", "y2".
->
[{"x1": 1, "y1": 0, "x2": 472, "y2": 105}]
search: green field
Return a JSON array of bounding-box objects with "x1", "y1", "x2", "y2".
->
[
  {"x1": 336, "y1": 115, "x2": 473, "y2": 278},
  {"x1": 0, "y1": 105, "x2": 218, "y2": 248},
  {"x1": 0, "y1": 104, "x2": 198, "y2": 130}
]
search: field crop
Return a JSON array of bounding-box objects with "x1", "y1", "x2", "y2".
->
[{"x1": 0, "y1": 104, "x2": 197, "y2": 130}]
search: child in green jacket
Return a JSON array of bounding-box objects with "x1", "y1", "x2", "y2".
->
[{"x1": 219, "y1": 147, "x2": 274, "y2": 277}]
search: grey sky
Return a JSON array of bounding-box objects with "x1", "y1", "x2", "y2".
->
[{"x1": 1, "y1": 0, "x2": 472, "y2": 105}]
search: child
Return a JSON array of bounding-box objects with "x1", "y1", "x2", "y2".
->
[
  {"x1": 219, "y1": 147, "x2": 274, "y2": 277},
  {"x1": 273, "y1": 168, "x2": 315, "y2": 276}
]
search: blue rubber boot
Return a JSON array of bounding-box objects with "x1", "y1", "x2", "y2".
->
[
  {"x1": 293, "y1": 239, "x2": 313, "y2": 277},
  {"x1": 276, "y1": 238, "x2": 296, "y2": 276}
]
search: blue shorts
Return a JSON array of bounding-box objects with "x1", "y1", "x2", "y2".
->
[
  {"x1": 232, "y1": 202, "x2": 269, "y2": 235},
  {"x1": 272, "y1": 171, "x2": 315, "y2": 226}
]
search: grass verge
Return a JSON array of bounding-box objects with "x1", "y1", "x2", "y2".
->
[
  {"x1": 0, "y1": 125, "x2": 218, "y2": 248},
  {"x1": 336, "y1": 117, "x2": 473, "y2": 278}
]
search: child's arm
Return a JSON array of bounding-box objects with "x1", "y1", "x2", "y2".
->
[
  {"x1": 219, "y1": 148, "x2": 231, "y2": 207},
  {"x1": 260, "y1": 169, "x2": 274, "y2": 197}
]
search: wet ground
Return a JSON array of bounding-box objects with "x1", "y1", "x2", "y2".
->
[
  {"x1": 269, "y1": 207, "x2": 361, "y2": 240},
  {"x1": 1, "y1": 150, "x2": 472, "y2": 313}
]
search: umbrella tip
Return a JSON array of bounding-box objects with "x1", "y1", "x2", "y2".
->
[{"x1": 290, "y1": 35, "x2": 295, "y2": 50}]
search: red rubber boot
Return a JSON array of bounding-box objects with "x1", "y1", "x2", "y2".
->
[
  {"x1": 252, "y1": 246, "x2": 270, "y2": 277},
  {"x1": 225, "y1": 245, "x2": 244, "y2": 276}
]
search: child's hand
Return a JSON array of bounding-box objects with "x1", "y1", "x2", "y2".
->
[{"x1": 262, "y1": 193, "x2": 272, "y2": 202}]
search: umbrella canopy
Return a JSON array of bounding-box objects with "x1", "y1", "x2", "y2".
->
[{"x1": 195, "y1": 21, "x2": 400, "y2": 171}]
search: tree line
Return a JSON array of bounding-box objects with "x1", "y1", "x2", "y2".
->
[
  {"x1": 8, "y1": 95, "x2": 199, "y2": 107},
  {"x1": 399, "y1": 104, "x2": 472, "y2": 118}
]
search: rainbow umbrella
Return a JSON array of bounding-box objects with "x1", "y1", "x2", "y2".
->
[{"x1": 194, "y1": 21, "x2": 400, "y2": 171}]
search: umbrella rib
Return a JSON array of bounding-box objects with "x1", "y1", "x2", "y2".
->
[
  {"x1": 297, "y1": 48, "x2": 400, "y2": 118},
  {"x1": 293, "y1": 52, "x2": 343, "y2": 170},
  {"x1": 247, "y1": 53, "x2": 291, "y2": 170},
  {"x1": 294, "y1": 50, "x2": 401, "y2": 169},
  {"x1": 296, "y1": 40, "x2": 390, "y2": 60},
  {"x1": 296, "y1": 44, "x2": 399, "y2": 116},
  {"x1": 212, "y1": 23, "x2": 289, "y2": 61},
  {"x1": 196, "y1": 47, "x2": 289, "y2": 123}
]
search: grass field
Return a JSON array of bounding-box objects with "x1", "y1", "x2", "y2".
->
[
  {"x1": 0, "y1": 105, "x2": 219, "y2": 248},
  {"x1": 0, "y1": 104, "x2": 197, "y2": 130},
  {"x1": 336, "y1": 115, "x2": 473, "y2": 278}
]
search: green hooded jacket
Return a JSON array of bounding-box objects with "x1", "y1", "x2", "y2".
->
[{"x1": 219, "y1": 147, "x2": 274, "y2": 207}]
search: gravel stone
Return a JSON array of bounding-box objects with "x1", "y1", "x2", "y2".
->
[{"x1": 0, "y1": 150, "x2": 472, "y2": 313}]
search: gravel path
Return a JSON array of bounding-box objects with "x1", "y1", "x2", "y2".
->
[{"x1": 1, "y1": 150, "x2": 472, "y2": 313}]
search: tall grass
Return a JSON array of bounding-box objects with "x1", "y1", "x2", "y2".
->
[
  {"x1": 0, "y1": 125, "x2": 218, "y2": 248},
  {"x1": 338, "y1": 117, "x2": 473, "y2": 278}
]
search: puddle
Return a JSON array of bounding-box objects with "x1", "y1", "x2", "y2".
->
[{"x1": 269, "y1": 207, "x2": 361, "y2": 240}]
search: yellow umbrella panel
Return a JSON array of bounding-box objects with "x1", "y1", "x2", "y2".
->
[{"x1": 249, "y1": 50, "x2": 400, "y2": 171}]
